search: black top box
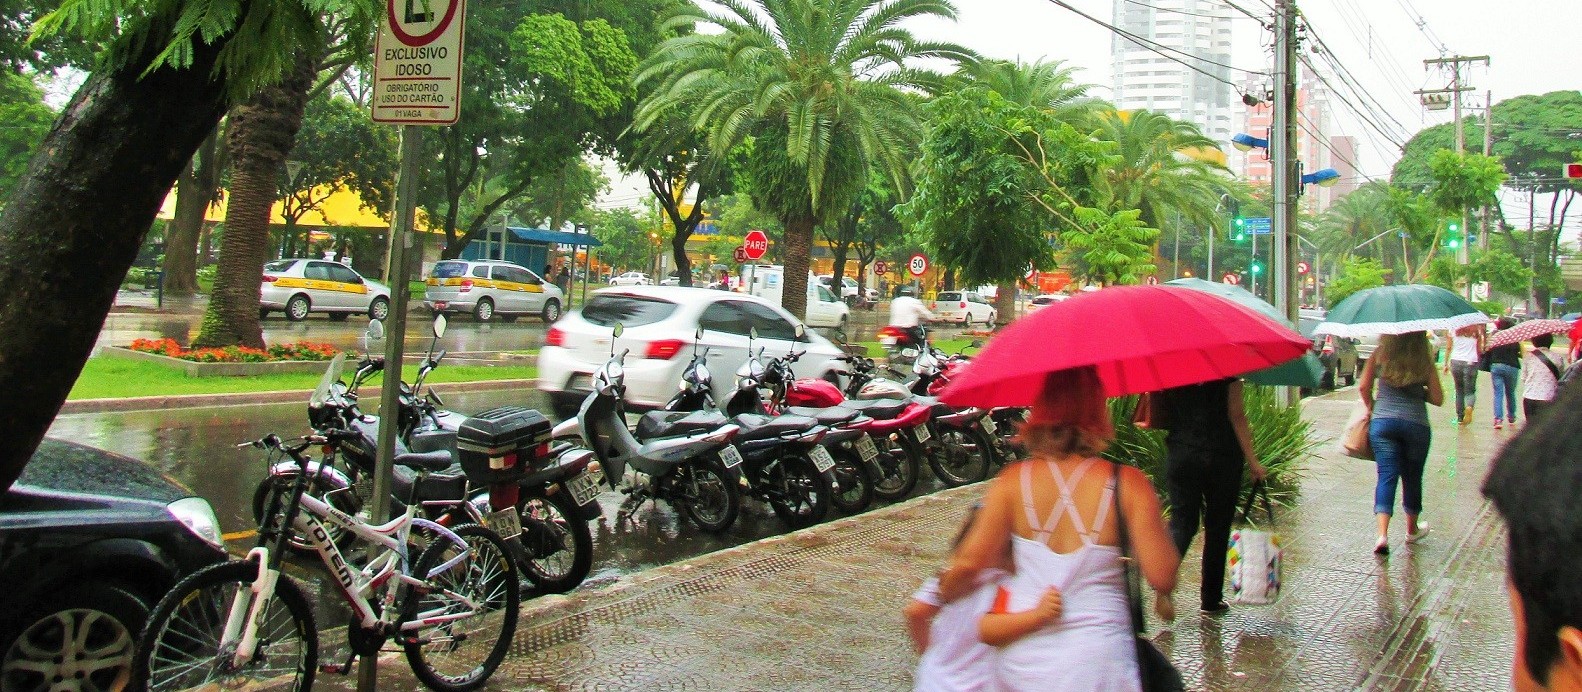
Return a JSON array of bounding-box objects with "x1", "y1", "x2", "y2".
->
[{"x1": 457, "y1": 406, "x2": 552, "y2": 485}]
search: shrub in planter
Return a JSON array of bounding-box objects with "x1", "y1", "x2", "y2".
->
[
  {"x1": 128, "y1": 338, "x2": 340, "y2": 363},
  {"x1": 1104, "y1": 384, "x2": 1316, "y2": 510}
]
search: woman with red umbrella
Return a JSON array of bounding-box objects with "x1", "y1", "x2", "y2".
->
[{"x1": 931, "y1": 286, "x2": 1309, "y2": 690}]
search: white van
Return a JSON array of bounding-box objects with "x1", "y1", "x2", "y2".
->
[{"x1": 738, "y1": 264, "x2": 850, "y2": 329}]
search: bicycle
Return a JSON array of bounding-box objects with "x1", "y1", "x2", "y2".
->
[{"x1": 134, "y1": 432, "x2": 521, "y2": 691}]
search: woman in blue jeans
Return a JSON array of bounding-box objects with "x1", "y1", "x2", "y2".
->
[
  {"x1": 1484, "y1": 318, "x2": 1522, "y2": 429},
  {"x1": 1358, "y1": 331, "x2": 1444, "y2": 555}
]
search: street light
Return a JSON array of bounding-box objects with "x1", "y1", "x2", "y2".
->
[
  {"x1": 1299, "y1": 168, "x2": 1341, "y2": 188},
  {"x1": 1231, "y1": 133, "x2": 1269, "y2": 152}
]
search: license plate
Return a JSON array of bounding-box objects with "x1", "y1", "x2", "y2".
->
[
  {"x1": 434, "y1": 301, "x2": 448, "y2": 309},
  {"x1": 720, "y1": 445, "x2": 744, "y2": 469},
  {"x1": 484, "y1": 507, "x2": 522, "y2": 540},
  {"x1": 565, "y1": 471, "x2": 601, "y2": 506},
  {"x1": 981, "y1": 417, "x2": 997, "y2": 435},
  {"x1": 914, "y1": 424, "x2": 932, "y2": 443},
  {"x1": 879, "y1": 336, "x2": 898, "y2": 346},
  {"x1": 809, "y1": 445, "x2": 836, "y2": 473},
  {"x1": 854, "y1": 434, "x2": 879, "y2": 462}
]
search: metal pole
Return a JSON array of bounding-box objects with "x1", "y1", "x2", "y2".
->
[
  {"x1": 1172, "y1": 213, "x2": 1181, "y2": 279},
  {"x1": 359, "y1": 123, "x2": 420, "y2": 691},
  {"x1": 1273, "y1": 0, "x2": 1300, "y2": 405},
  {"x1": 1481, "y1": 89, "x2": 1493, "y2": 251}
]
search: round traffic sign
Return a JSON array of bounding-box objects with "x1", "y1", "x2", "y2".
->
[
  {"x1": 1223, "y1": 273, "x2": 1241, "y2": 285},
  {"x1": 387, "y1": 0, "x2": 463, "y2": 47},
  {"x1": 907, "y1": 253, "x2": 929, "y2": 277},
  {"x1": 732, "y1": 246, "x2": 748, "y2": 263},
  {"x1": 874, "y1": 260, "x2": 889, "y2": 275},
  {"x1": 743, "y1": 230, "x2": 769, "y2": 260},
  {"x1": 1297, "y1": 261, "x2": 1310, "y2": 275}
]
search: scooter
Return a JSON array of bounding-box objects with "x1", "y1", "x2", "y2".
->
[
  {"x1": 568, "y1": 323, "x2": 746, "y2": 533},
  {"x1": 651, "y1": 326, "x2": 840, "y2": 527}
]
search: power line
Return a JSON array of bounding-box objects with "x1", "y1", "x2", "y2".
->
[
  {"x1": 1296, "y1": 115, "x2": 1385, "y2": 184},
  {"x1": 1043, "y1": 0, "x2": 1264, "y2": 89},
  {"x1": 1302, "y1": 13, "x2": 1421, "y2": 126},
  {"x1": 1297, "y1": 53, "x2": 1409, "y2": 151},
  {"x1": 1212, "y1": 0, "x2": 1268, "y2": 23},
  {"x1": 1326, "y1": 0, "x2": 1423, "y2": 112},
  {"x1": 1392, "y1": 0, "x2": 1450, "y2": 55},
  {"x1": 1301, "y1": 38, "x2": 1414, "y2": 141}
]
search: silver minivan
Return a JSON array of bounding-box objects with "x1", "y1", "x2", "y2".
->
[{"x1": 424, "y1": 260, "x2": 565, "y2": 322}]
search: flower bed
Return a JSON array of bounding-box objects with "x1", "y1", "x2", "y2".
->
[{"x1": 129, "y1": 338, "x2": 340, "y2": 363}]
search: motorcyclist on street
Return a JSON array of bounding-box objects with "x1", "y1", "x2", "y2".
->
[{"x1": 889, "y1": 290, "x2": 934, "y2": 349}]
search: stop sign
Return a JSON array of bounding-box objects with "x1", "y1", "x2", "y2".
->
[{"x1": 743, "y1": 230, "x2": 769, "y2": 260}]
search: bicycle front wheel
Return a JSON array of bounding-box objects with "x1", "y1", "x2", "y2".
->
[
  {"x1": 403, "y1": 523, "x2": 520, "y2": 692},
  {"x1": 135, "y1": 560, "x2": 317, "y2": 691}
]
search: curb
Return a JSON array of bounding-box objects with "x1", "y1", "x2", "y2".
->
[{"x1": 59, "y1": 378, "x2": 538, "y2": 414}]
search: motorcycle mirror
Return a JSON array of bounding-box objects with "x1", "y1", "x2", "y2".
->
[
  {"x1": 366, "y1": 320, "x2": 385, "y2": 341},
  {"x1": 969, "y1": 339, "x2": 983, "y2": 348},
  {"x1": 749, "y1": 326, "x2": 758, "y2": 341},
  {"x1": 432, "y1": 314, "x2": 447, "y2": 338},
  {"x1": 695, "y1": 325, "x2": 704, "y2": 340},
  {"x1": 613, "y1": 322, "x2": 624, "y2": 338}
]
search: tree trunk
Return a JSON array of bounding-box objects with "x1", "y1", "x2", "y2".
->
[
  {"x1": 781, "y1": 215, "x2": 814, "y2": 318},
  {"x1": 193, "y1": 52, "x2": 315, "y2": 348},
  {"x1": 199, "y1": 223, "x2": 215, "y2": 267},
  {"x1": 994, "y1": 281, "x2": 1016, "y2": 326},
  {"x1": 670, "y1": 233, "x2": 692, "y2": 286},
  {"x1": 164, "y1": 126, "x2": 222, "y2": 296},
  {"x1": 0, "y1": 40, "x2": 231, "y2": 493},
  {"x1": 830, "y1": 239, "x2": 849, "y2": 287}
]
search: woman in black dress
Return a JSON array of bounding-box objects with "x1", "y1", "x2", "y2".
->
[{"x1": 1156, "y1": 378, "x2": 1266, "y2": 614}]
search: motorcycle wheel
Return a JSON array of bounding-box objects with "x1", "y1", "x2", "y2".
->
[
  {"x1": 928, "y1": 425, "x2": 994, "y2": 487},
  {"x1": 251, "y1": 472, "x2": 357, "y2": 556},
  {"x1": 673, "y1": 454, "x2": 740, "y2": 533},
  {"x1": 828, "y1": 447, "x2": 874, "y2": 514},
  {"x1": 765, "y1": 456, "x2": 832, "y2": 529},
  {"x1": 515, "y1": 489, "x2": 594, "y2": 594},
  {"x1": 872, "y1": 432, "x2": 923, "y2": 502}
]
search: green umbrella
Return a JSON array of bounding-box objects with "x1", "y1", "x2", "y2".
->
[
  {"x1": 1315, "y1": 284, "x2": 1490, "y2": 338},
  {"x1": 1164, "y1": 278, "x2": 1322, "y2": 388}
]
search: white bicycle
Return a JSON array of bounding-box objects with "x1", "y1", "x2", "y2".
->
[{"x1": 134, "y1": 432, "x2": 520, "y2": 691}]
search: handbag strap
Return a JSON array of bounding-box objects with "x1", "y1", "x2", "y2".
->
[
  {"x1": 1535, "y1": 349, "x2": 1561, "y2": 380},
  {"x1": 1110, "y1": 461, "x2": 1146, "y2": 636},
  {"x1": 1238, "y1": 479, "x2": 1276, "y2": 526}
]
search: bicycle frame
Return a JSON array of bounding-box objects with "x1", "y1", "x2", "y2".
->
[{"x1": 229, "y1": 439, "x2": 479, "y2": 667}]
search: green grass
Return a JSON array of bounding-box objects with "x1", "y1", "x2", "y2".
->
[
  {"x1": 852, "y1": 339, "x2": 983, "y2": 358},
  {"x1": 70, "y1": 358, "x2": 537, "y2": 400},
  {"x1": 409, "y1": 280, "x2": 426, "y2": 301}
]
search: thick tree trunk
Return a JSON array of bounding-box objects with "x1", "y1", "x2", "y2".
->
[
  {"x1": 994, "y1": 281, "x2": 1016, "y2": 326},
  {"x1": 671, "y1": 234, "x2": 692, "y2": 286},
  {"x1": 0, "y1": 42, "x2": 231, "y2": 492},
  {"x1": 194, "y1": 53, "x2": 315, "y2": 348},
  {"x1": 781, "y1": 215, "x2": 814, "y2": 318},
  {"x1": 830, "y1": 240, "x2": 849, "y2": 288},
  {"x1": 164, "y1": 127, "x2": 221, "y2": 296}
]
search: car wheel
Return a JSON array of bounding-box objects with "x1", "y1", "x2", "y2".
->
[
  {"x1": 368, "y1": 296, "x2": 390, "y2": 322},
  {"x1": 328, "y1": 312, "x2": 349, "y2": 322},
  {"x1": 541, "y1": 299, "x2": 561, "y2": 323},
  {"x1": 1, "y1": 581, "x2": 147, "y2": 692},
  {"x1": 285, "y1": 294, "x2": 311, "y2": 321},
  {"x1": 962, "y1": 314, "x2": 972, "y2": 328},
  {"x1": 474, "y1": 298, "x2": 494, "y2": 322}
]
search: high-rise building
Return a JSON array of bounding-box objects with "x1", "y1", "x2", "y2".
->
[{"x1": 1111, "y1": 0, "x2": 1235, "y2": 146}]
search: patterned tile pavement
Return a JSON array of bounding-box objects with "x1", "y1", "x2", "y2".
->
[{"x1": 329, "y1": 383, "x2": 1520, "y2": 691}]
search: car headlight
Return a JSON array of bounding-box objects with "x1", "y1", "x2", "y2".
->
[{"x1": 167, "y1": 496, "x2": 225, "y2": 550}]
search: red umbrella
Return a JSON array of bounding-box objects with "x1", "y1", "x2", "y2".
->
[
  {"x1": 939, "y1": 285, "x2": 1311, "y2": 406},
  {"x1": 1488, "y1": 319, "x2": 1570, "y2": 348}
]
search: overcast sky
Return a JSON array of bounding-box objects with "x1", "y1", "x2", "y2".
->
[{"x1": 599, "y1": 0, "x2": 1582, "y2": 226}]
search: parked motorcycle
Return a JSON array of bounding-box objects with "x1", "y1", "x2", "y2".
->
[
  {"x1": 569, "y1": 323, "x2": 746, "y2": 533},
  {"x1": 254, "y1": 317, "x2": 601, "y2": 594}
]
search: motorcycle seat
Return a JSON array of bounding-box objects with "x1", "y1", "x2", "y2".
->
[
  {"x1": 394, "y1": 449, "x2": 455, "y2": 472},
  {"x1": 911, "y1": 395, "x2": 956, "y2": 417},
  {"x1": 392, "y1": 463, "x2": 467, "y2": 505},
  {"x1": 731, "y1": 413, "x2": 820, "y2": 441},
  {"x1": 635, "y1": 410, "x2": 730, "y2": 440},
  {"x1": 844, "y1": 399, "x2": 911, "y2": 419},
  {"x1": 786, "y1": 405, "x2": 861, "y2": 426}
]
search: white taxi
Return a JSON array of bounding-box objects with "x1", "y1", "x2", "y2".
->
[
  {"x1": 423, "y1": 260, "x2": 565, "y2": 322},
  {"x1": 260, "y1": 259, "x2": 391, "y2": 322}
]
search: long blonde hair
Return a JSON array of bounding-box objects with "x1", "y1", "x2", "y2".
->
[
  {"x1": 1375, "y1": 331, "x2": 1435, "y2": 387},
  {"x1": 1016, "y1": 367, "x2": 1114, "y2": 459}
]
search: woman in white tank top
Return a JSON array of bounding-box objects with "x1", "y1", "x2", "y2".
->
[{"x1": 937, "y1": 367, "x2": 1181, "y2": 691}]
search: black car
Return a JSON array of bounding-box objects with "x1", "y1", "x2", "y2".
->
[{"x1": 0, "y1": 439, "x2": 227, "y2": 691}]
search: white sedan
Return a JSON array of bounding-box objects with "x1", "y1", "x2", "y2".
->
[
  {"x1": 609, "y1": 272, "x2": 651, "y2": 286},
  {"x1": 260, "y1": 258, "x2": 391, "y2": 322},
  {"x1": 538, "y1": 286, "x2": 847, "y2": 416}
]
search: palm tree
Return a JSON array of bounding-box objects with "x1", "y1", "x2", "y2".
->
[
  {"x1": 634, "y1": 0, "x2": 975, "y2": 317},
  {"x1": 1094, "y1": 110, "x2": 1229, "y2": 232},
  {"x1": 966, "y1": 58, "x2": 1102, "y2": 123}
]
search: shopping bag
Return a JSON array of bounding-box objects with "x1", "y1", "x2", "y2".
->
[
  {"x1": 1228, "y1": 482, "x2": 1282, "y2": 605},
  {"x1": 1339, "y1": 401, "x2": 1373, "y2": 460}
]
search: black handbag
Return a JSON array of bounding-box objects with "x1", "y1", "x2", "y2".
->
[{"x1": 1111, "y1": 462, "x2": 1186, "y2": 692}]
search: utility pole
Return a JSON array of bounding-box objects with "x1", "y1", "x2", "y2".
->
[
  {"x1": 1481, "y1": 89, "x2": 1493, "y2": 251},
  {"x1": 1417, "y1": 55, "x2": 1488, "y2": 298},
  {"x1": 1272, "y1": 0, "x2": 1300, "y2": 405}
]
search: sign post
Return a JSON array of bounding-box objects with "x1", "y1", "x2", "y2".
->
[{"x1": 364, "y1": 0, "x2": 465, "y2": 689}]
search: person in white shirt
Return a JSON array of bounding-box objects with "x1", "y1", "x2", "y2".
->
[
  {"x1": 1522, "y1": 333, "x2": 1569, "y2": 422},
  {"x1": 890, "y1": 293, "x2": 934, "y2": 347}
]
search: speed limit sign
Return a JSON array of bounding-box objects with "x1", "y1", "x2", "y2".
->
[{"x1": 908, "y1": 253, "x2": 929, "y2": 277}]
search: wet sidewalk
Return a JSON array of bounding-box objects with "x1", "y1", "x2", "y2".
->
[{"x1": 333, "y1": 385, "x2": 1518, "y2": 691}]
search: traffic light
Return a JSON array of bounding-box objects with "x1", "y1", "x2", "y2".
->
[
  {"x1": 1445, "y1": 220, "x2": 1463, "y2": 250},
  {"x1": 1233, "y1": 217, "x2": 1247, "y2": 242},
  {"x1": 1250, "y1": 260, "x2": 1263, "y2": 275}
]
